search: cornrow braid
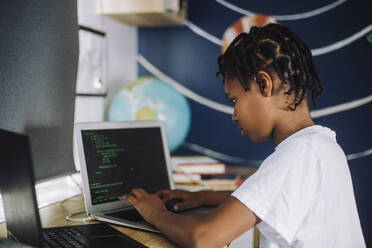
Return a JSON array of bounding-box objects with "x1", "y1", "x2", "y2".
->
[{"x1": 217, "y1": 23, "x2": 323, "y2": 110}]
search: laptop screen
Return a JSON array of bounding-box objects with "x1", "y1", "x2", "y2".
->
[{"x1": 81, "y1": 127, "x2": 170, "y2": 205}]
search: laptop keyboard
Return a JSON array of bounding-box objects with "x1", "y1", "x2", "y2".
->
[
  {"x1": 105, "y1": 208, "x2": 145, "y2": 222},
  {"x1": 41, "y1": 227, "x2": 87, "y2": 248}
]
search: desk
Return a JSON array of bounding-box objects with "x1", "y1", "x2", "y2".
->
[
  {"x1": 0, "y1": 194, "x2": 177, "y2": 248},
  {"x1": 0, "y1": 166, "x2": 258, "y2": 248}
]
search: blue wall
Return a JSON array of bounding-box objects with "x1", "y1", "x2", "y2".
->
[{"x1": 139, "y1": 0, "x2": 372, "y2": 243}]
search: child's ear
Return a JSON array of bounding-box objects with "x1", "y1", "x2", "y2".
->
[{"x1": 257, "y1": 70, "x2": 273, "y2": 97}]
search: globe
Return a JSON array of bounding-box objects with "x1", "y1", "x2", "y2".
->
[{"x1": 108, "y1": 76, "x2": 191, "y2": 152}]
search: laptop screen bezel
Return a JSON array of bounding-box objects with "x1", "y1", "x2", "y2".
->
[
  {"x1": 74, "y1": 121, "x2": 175, "y2": 214},
  {"x1": 0, "y1": 129, "x2": 42, "y2": 247}
]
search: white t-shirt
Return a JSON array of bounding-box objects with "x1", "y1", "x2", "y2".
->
[{"x1": 232, "y1": 125, "x2": 365, "y2": 248}]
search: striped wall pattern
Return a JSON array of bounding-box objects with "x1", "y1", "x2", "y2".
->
[{"x1": 138, "y1": 0, "x2": 371, "y2": 242}]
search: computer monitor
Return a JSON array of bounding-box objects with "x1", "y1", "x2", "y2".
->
[{"x1": 0, "y1": 0, "x2": 78, "y2": 180}]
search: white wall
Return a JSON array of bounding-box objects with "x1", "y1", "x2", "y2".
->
[
  {"x1": 74, "y1": 0, "x2": 137, "y2": 171},
  {"x1": 76, "y1": 0, "x2": 138, "y2": 121}
]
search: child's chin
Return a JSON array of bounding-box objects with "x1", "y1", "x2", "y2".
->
[{"x1": 249, "y1": 134, "x2": 270, "y2": 142}]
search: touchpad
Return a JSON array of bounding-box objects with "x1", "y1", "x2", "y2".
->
[
  {"x1": 91, "y1": 236, "x2": 146, "y2": 247},
  {"x1": 73, "y1": 223, "x2": 123, "y2": 237}
]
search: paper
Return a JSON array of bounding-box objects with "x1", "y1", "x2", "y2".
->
[
  {"x1": 0, "y1": 194, "x2": 4, "y2": 223},
  {"x1": 76, "y1": 29, "x2": 108, "y2": 95}
]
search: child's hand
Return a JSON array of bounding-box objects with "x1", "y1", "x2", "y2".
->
[
  {"x1": 119, "y1": 188, "x2": 166, "y2": 224},
  {"x1": 156, "y1": 190, "x2": 205, "y2": 211}
]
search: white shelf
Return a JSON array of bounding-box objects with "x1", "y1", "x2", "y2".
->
[{"x1": 96, "y1": 0, "x2": 187, "y2": 27}]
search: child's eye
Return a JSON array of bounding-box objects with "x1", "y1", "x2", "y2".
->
[{"x1": 225, "y1": 95, "x2": 236, "y2": 104}]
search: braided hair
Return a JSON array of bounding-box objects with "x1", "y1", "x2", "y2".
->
[{"x1": 217, "y1": 23, "x2": 323, "y2": 110}]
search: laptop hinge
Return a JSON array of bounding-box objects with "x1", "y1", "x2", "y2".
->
[{"x1": 100, "y1": 206, "x2": 134, "y2": 214}]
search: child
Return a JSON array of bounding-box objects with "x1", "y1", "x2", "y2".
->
[{"x1": 119, "y1": 24, "x2": 366, "y2": 247}]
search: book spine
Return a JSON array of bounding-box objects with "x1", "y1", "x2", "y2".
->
[{"x1": 176, "y1": 164, "x2": 226, "y2": 174}]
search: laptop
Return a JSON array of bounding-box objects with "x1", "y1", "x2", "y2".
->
[
  {"x1": 74, "y1": 121, "x2": 213, "y2": 233},
  {"x1": 0, "y1": 129, "x2": 148, "y2": 248}
]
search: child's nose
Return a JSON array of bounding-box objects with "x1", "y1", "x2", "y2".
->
[{"x1": 232, "y1": 112, "x2": 238, "y2": 123}]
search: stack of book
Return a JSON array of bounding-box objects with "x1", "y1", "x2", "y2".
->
[
  {"x1": 171, "y1": 156, "x2": 243, "y2": 190},
  {"x1": 171, "y1": 156, "x2": 224, "y2": 183}
]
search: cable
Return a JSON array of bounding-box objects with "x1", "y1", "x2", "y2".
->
[
  {"x1": 69, "y1": 174, "x2": 83, "y2": 190},
  {"x1": 65, "y1": 210, "x2": 96, "y2": 222},
  {"x1": 6, "y1": 231, "x2": 20, "y2": 242}
]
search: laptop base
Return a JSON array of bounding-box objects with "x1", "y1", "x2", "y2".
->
[{"x1": 41, "y1": 223, "x2": 148, "y2": 248}]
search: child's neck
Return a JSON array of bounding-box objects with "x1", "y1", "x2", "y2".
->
[{"x1": 273, "y1": 106, "x2": 315, "y2": 145}]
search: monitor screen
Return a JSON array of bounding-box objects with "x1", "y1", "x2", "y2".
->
[
  {"x1": 0, "y1": 0, "x2": 78, "y2": 180},
  {"x1": 81, "y1": 127, "x2": 170, "y2": 205}
]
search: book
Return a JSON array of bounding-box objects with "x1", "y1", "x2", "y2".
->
[
  {"x1": 171, "y1": 156, "x2": 226, "y2": 175},
  {"x1": 202, "y1": 174, "x2": 246, "y2": 188},
  {"x1": 172, "y1": 172, "x2": 201, "y2": 184},
  {"x1": 174, "y1": 173, "x2": 245, "y2": 191},
  {"x1": 175, "y1": 162, "x2": 226, "y2": 175}
]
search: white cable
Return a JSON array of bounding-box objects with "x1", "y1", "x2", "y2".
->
[
  {"x1": 6, "y1": 231, "x2": 20, "y2": 243},
  {"x1": 65, "y1": 210, "x2": 96, "y2": 222},
  {"x1": 214, "y1": 0, "x2": 347, "y2": 21}
]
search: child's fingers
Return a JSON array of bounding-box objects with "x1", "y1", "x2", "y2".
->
[
  {"x1": 165, "y1": 192, "x2": 187, "y2": 202},
  {"x1": 118, "y1": 195, "x2": 128, "y2": 200},
  {"x1": 126, "y1": 194, "x2": 138, "y2": 205},
  {"x1": 157, "y1": 190, "x2": 177, "y2": 200},
  {"x1": 155, "y1": 190, "x2": 167, "y2": 203},
  {"x1": 132, "y1": 188, "x2": 146, "y2": 195},
  {"x1": 173, "y1": 200, "x2": 196, "y2": 211},
  {"x1": 131, "y1": 188, "x2": 147, "y2": 198},
  {"x1": 120, "y1": 188, "x2": 147, "y2": 201},
  {"x1": 156, "y1": 189, "x2": 173, "y2": 198}
]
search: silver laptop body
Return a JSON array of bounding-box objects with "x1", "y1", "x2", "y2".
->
[{"x1": 74, "y1": 121, "x2": 175, "y2": 233}]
